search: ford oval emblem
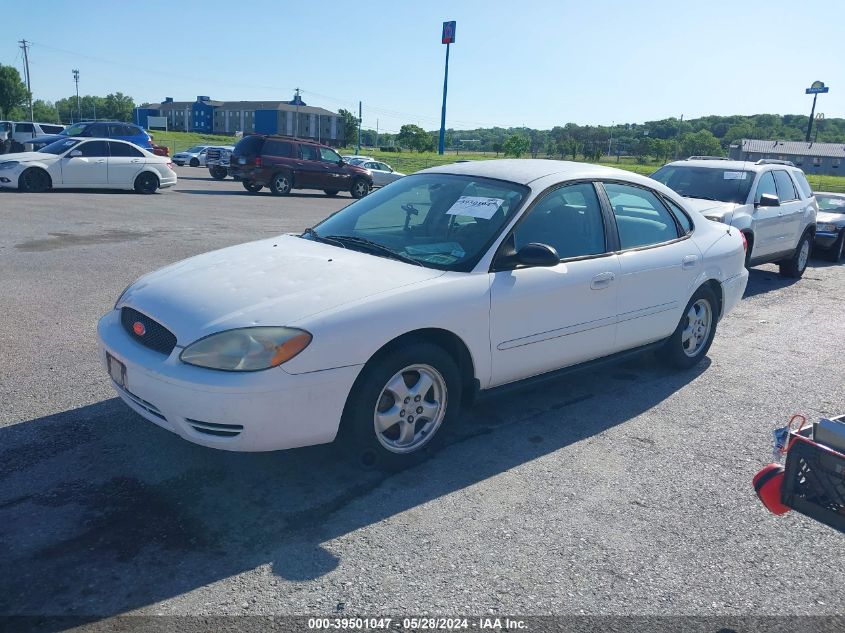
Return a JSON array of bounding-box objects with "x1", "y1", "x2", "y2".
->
[{"x1": 132, "y1": 321, "x2": 146, "y2": 336}]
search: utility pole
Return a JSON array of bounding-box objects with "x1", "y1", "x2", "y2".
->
[
  {"x1": 356, "y1": 101, "x2": 362, "y2": 154},
  {"x1": 294, "y1": 87, "x2": 301, "y2": 138},
  {"x1": 438, "y1": 21, "x2": 456, "y2": 155},
  {"x1": 674, "y1": 114, "x2": 684, "y2": 159},
  {"x1": 72, "y1": 69, "x2": 81, "y2": 123},
  {"x1": 375, "y1": 118, "x2": 379, "y2": 148},
  {"x1": 18, "y1": 39, "x2": 34, "y2": 124},
  {"x1": 608, "y1": 121, "x2": 614, "y2": 157}
]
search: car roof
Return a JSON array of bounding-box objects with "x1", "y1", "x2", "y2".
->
[
  {"x1": 663, "y1": 159, "x2": 803, "y2": 172},
  {"x1": 419, "y1": 158, "x2": 646, "y2": 186}
]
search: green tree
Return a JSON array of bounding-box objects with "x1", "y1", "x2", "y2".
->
[
  {"x1": 0, "y1": 65, "x2": 29, "y2": 119},
  {"x1": 32, "y1": 100, "x2": 59, "y2": 123},
  {"x1": 680, "y1": 129, "x2": 722, "y2": 158},
  {"x1": 337, "y1": 108, "x2": 359, "y2": 147},
  {"x1": 503, "y1": 134, "x2": 529, "y2": 158},
  {"x1": 397, "y1": 124, "x2": 434, "y2": 152},
  {"x1": 101, "y1": 92, "x2": 135, "y2": 122},
  {"x1": 491, "y1": 141, "x2": 503, "y2": 157}
]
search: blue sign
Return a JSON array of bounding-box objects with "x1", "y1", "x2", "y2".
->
[
  {"x1": 442, "y1": 21, "x2": 456, "y2": 44},
  {"x1": 806, "y1": 80, "x2": 829, "y2": 94}
]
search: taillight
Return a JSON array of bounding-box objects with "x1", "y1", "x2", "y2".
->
[
  {"x1": 254, "y1": 156, "x2": 262, "y2": 167},
  {"x1": 740, "y1": 231, "x2": 748, "y2": 251}
]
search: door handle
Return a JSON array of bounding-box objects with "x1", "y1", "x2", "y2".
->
[
  {"x1": 131, "y1": 159, "x2": 141, "y2": 163},
  {"x1": 95, "y1": 159, "x2": 106, "y2": 164},
  {"x1": 682, "y1": 255, "x2": 699, "y2": 269},
  {"x1": 295, "y1": 162, "x2": 304, "y2": 166},
  {"x1": 590, "y1": 272, "x2": 615, "y2": 289}
]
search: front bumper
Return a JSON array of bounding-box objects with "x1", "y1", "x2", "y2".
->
[
  {"x1": 97, "y1": 309, "x2": 363, "y2": 452},
  {"x1": 721, "y1": 268, "x2": 749, "y2": 318},
  {"x1": 814, "y1": 230, "x2": 842, "y2": 250}
]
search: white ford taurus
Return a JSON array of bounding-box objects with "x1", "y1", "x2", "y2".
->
[{"x1": 97, "y1": 160, "x2": 748, "y2": 467}]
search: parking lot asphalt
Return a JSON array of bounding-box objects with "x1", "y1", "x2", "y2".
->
[{"x1": 1, "y1": 165, "x2": 844, "y2": 623}]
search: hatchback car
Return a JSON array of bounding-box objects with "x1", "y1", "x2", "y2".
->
[
  {"x1": 813, "y1": 192, "x2": 845, "y2": 261},
  {"x1": 24, "y1": 121, "x2": 153, "y2": 152},
  {"x1": 0, "y1": 137, "x2": 176, "y2": 194},
  {"x1": 652, "y1": 159, "x2": 817, "y2": 277},
  {"x1": 98, "y1": 160, "x2": 747, "y2": 468},
  {"x1": 229, "y1": 135, "x2": 373, "y2": 198}
]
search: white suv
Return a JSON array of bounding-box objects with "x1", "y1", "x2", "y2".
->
[
  {"x1": 652, "y1": 158, "x2": 818, "y2": 278},
  {"x1": 0, "y1": 121, "x2": 66, "y2": 153}
]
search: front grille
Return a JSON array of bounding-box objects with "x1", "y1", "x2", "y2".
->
[
  {"x1": 186, "y1": 419, "x2": 243, "y2": 438},
  {"x1": 206, "y1": 148, "x2": 221, "y2": 161},
  {"x1": 121, "y1": 307, "x2": 177, "y2": 355}
]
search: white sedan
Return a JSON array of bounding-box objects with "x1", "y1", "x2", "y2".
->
[
  {"x1": 0, "y1": 137, "x2": 177, "y2": 194},
  {"x1": 97, "y1": 160, "x2": 748, "y2": 467},
  {"x1": 358, "y1": 160, "x2": 405, "y2": 187},
  {"x1": 173, "y1": 145, "x2": 212, "y2": 167}
]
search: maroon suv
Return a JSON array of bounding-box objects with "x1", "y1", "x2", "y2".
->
[{"x1": 228, "y1": 135, "x2": 373, "y2": 198}]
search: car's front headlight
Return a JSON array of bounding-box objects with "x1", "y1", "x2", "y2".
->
[
  {"x1": 180, "y1": 327, "x2": 312, "y2": 371},
  {"x1": 0, "y1": 161, "x2": 20, "y2": 170},
  {"x1": 817, "y1": 222, "x2": 838, "y2": 232}
]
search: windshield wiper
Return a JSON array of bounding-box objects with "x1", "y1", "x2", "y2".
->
[
  {"x1": 322, "y1": 234, "x2": 422, "y2": 266},
  {"x1": 684, "y1": 195, "x2": 721, "y2": 202},
  {"x1": 302, "y1": 227, "x2": 346, "y2": 248}
]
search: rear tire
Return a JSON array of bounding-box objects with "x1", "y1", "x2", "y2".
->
[
  {"x1": 823, "y1": 231, "x2": 844, "y2": 263},
  {"x1": 778, "y1": 231, "x2": 812, "y2": 278},
  {"x1": 189, "y1": 157, "x2": 200, "y2": 167},
  {"x1": 18, "y1": 168, "x2": 51, "y2": 193},
  {"x1": 340, "y1": 342, "x2": 461, "y2": 471},
  {"x1": 350, "y1": 178, "x2": 370, "y2": 199},
  {"x1": 134, "y1": 172, "x2": 159, "y2": 194},
  {"x1": 269, "y1": 172, "x2": 292, "y2": 196},
  {"x1": 209, "y1": 166, "x2": 227, "y2": 180},
  {"x1": 660, "y1": 285, "x2": 718, "y2": 370},
  {"x1": 242, "y1": 180, "x2": 263, "y2": 193},
  {"x1": 324, "y1": 189, "x2": 339, "y2": 197}
]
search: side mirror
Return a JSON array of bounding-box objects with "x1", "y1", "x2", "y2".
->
[
  {"x1": 69, "y1": 150, "x2": 83, "y2": 157},
  {"x1": 517, "y1": 243, "x2": 560, "y2": 267},
  {"x1": 338, "y1": 159, "x2": 345, "y2": 166},
  {"x1": 757, "y1": 193, "x2": 780, "y2": 208}
]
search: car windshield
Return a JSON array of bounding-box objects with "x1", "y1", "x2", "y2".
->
[
  {"x1": 651, "y1": 165, "x2": 755, "y2": 204},
  {"x1": 186, "y1": 146, "x2": 204, "y2": 153},
  {"x1": 306, "y1": 173, "x2": 528, "y2": 272},
  {"x1": 38, "y1": 138, "x2": 81, "y2": 154},
  {"x1": 817, "y1": 195, "x2": 845, "y2": 213},
  {"x1": 60, "y1": 123, "x2": 88, "y2": 137}
]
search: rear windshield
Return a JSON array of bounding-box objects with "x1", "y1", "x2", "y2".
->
[
  {"x1": 651, "y1": 165, "x2": 755, "y2": 204},
  {"x1": 233, "y1": 135, "x2": 264, "y2": 157}
]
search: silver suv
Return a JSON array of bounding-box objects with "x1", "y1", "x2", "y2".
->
[{"x1": 652, "y1": 158, "x2": 818, "y2": 278}]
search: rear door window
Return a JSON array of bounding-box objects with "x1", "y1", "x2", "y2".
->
[
  {"x1": 262, "y1": 140, "x2": 292, "y2": 157},
  {"x1": 108, "y1": 141, "x2": 143, "y2": 157},
  {"x1": 40, "y1": 124, "x2": 64, "y2": 134},
  {"x1": 773, "y1": 170, "x2": 798, "y2": 202},
  {"x1": 604, "y1": 182, "x2": 681, "y2": 249},
  {"x1": 15, "y1": 123, "x2": 33, "y2": 133},
  {"x1": 792, "y1": 170, "x2": 813, "y2": 198},
  {"x1": 319, "y1": 147, "x2": 341, "y2": 163}
]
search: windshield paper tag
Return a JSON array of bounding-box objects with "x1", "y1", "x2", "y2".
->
[
  {"x1": 446, "y1": 196, "x2": 505, "y2": 219},
  {"x1": 723, "y1": 171, "x2": 747, "y2": 180}
]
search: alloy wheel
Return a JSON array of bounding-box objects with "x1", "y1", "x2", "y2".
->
[{"x1": 681, "y1": 299, "x2": 712, "y2": 358}]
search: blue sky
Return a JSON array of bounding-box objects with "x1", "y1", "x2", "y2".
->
[{"x1": 4, "y1": 0, "x2": 843, "y2": 133}]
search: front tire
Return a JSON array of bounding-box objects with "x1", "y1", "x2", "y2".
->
[
  {"x1": 779, "y1": 232, "x2": 812, "y2": 278},
  {"x1": 18, "y1": 168, "x2": 51, "y2": 193},
  {"x1": 189, "y1": 157, "x2": 200, "y2": 167},
  {"x1": 823, "y1": 231, "x2": 844, "y2": 263},
  {"x1": 350, "y1": 178, "x2": 370, "y2": 199},
  {"x1": 341, "y1": 342, "x2": 461, "y2": 470},
  {"x1": 660, "y1": 285, "x2": 718, "y2": 370},
  {"x1": 242, "y1": 180, "x2": 263, "y2": 193},
  {"x1": 209, "y1": 166, "x2": 227, "y2": 180},
  {"x1": 269, "y1": 172, "x2": 292, "y2": 196},
  {"x1": 134, "y1": 172, "x2": 159, "y2": 194}
]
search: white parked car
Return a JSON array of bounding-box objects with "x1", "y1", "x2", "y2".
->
[
  {"x1": 0, "y1": 137, "x2": 177, "y2": 194},
  {"x1": 358, "y1": 160, "x2": 405, "y2": 187},
  {"x1": 97, "y1": 160, "x2": 748, "y2": 467},
  {"x1": 0, "y1": 120, "x2": 66, "y2": 153},
  {"x1": 652, "y1": 159, "x2": 818, "y2": 277},
  {"x1": 173, "y1": 145, "x2": 212, "y2": 167},
  {"x1": 342, "y1": 154, "x2": 373, "y2": 165}
]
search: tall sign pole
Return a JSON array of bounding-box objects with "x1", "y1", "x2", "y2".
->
[
  {"x1": 72, "y1": 69, "x2": 80, "y2": 123},
  {"x1": 356, "y1": 101, "x2": 362, "y2": 154},
  {"x1": 805, "y1": 81, "x2": 829, "y2": 142},
  {"x1": 438, "y1": 21, "x2": 456, "y2": 155}
]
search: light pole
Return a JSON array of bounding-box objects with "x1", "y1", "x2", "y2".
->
[
  {"x1": 438, "y1": 21, "x2": 456, "y2": 155},
  {"x1": 72, "y1": 69, "x2": 80, "y2": 123},
  {"x1": 805, "y1": 81, "x2": 829, "y2": 142}
]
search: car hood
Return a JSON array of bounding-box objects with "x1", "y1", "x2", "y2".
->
[
  {"x1": 0, "y1": 151, "x2": 50, "y2": 163},
  {"x1": 683, "y1": 198, "x2": 743, "y2": 221},
  {"x1": 817, "y1": 210, "x2": 845, "y2": 226},
  {"x1": 120, "y1": 234, "x2": 446, "y2": 345}
]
